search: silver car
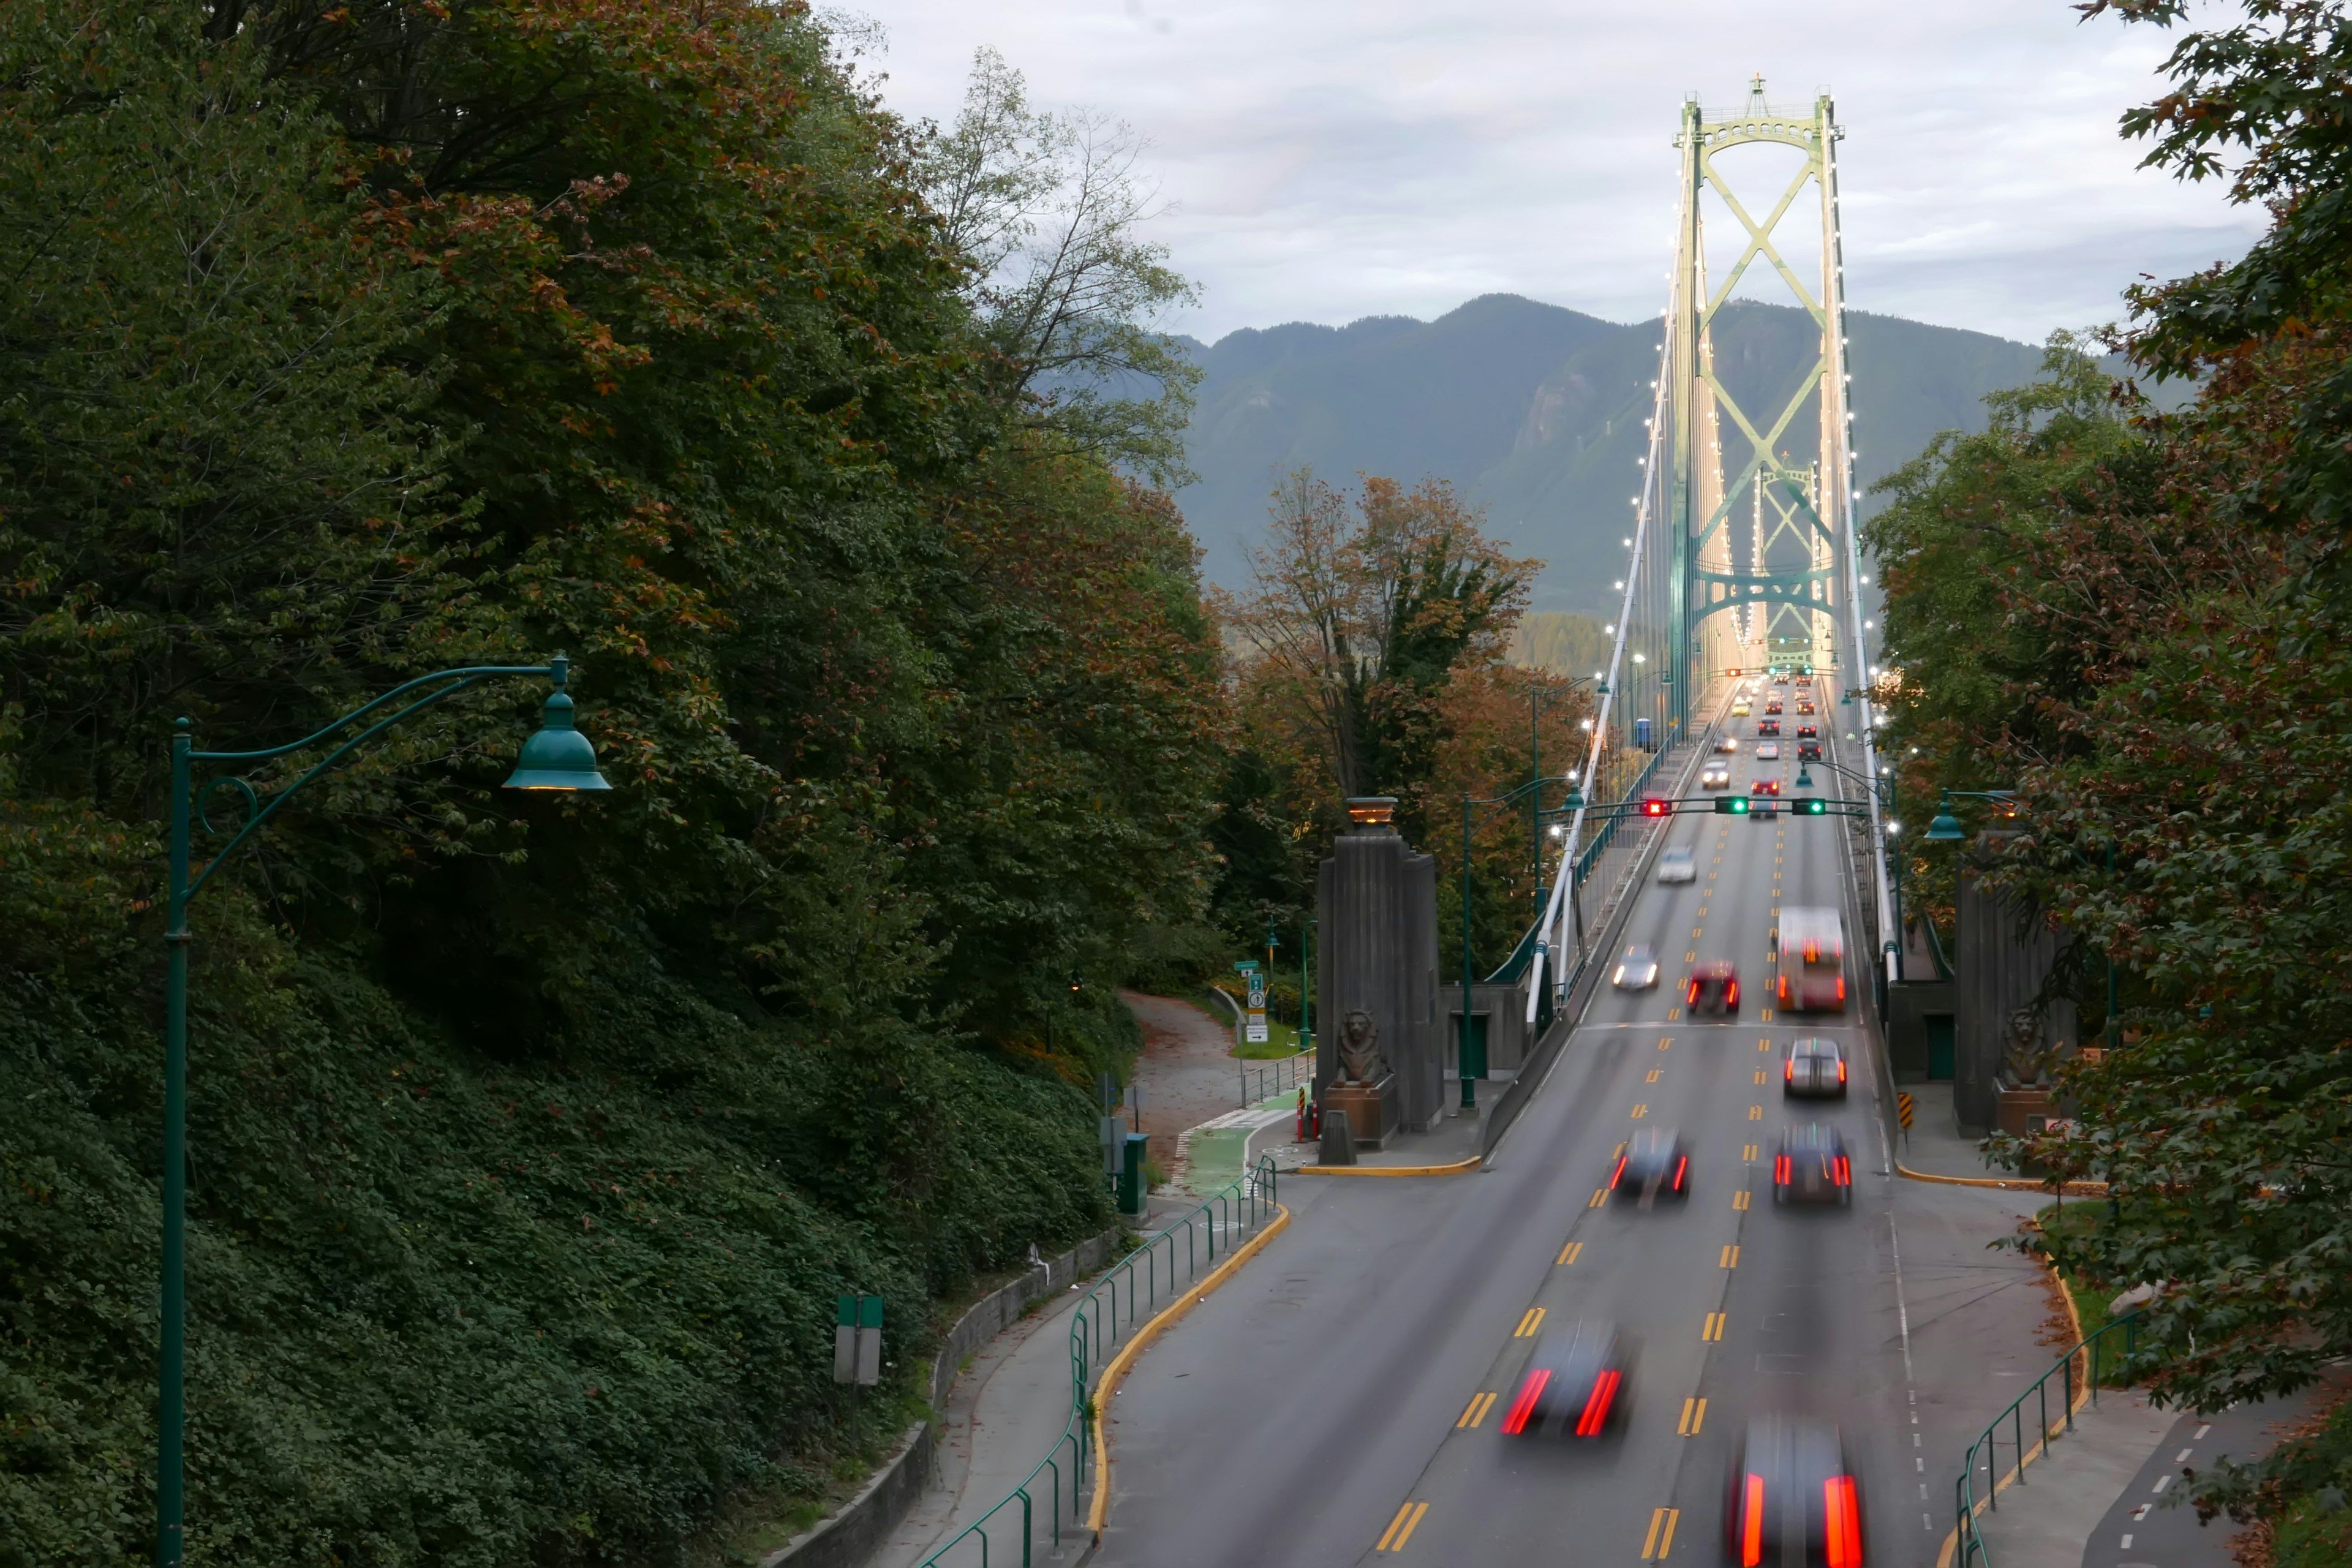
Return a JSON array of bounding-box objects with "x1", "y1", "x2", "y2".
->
[
  {"x1": 1755, "y1": 741, "x2": 1781, "y2": 760},
  {"x1": 1657, "y1": 846, "x2": 1697, "y2": 883},
  {"x1": 1701, "y1": 763, "x2": 1732, "y2": 789},
  {"x1": 1613, "y1": 943, "x2": 1660, "y2": 990},
  {"x1": 1782, "y1": 1036, "x2": 1848, "y2": 1098}
]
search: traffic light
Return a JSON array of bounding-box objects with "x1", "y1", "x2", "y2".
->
[
  {"x1": 1641, "y1": 797, "x2": 1673, "y2": 818},
  {"x1": 1793, "y1": 797, "x2": 1826, "y2": 816},
  {"x1": 1713, "y1": 795, "x2": 1749, "y2": 815}
]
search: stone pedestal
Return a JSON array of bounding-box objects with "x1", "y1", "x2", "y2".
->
[
  {"x1": 1322, "y1": 1076, "x2": 1393, "y2": 1150},
  {"x1": 1316, "y1": 805, "x2": 1442, "y2": 1134},
  {"x1": 1994, "y1": 1082, "x2": 2055, "y2": 1137}
]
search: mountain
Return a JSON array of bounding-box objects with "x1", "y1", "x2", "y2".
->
[{"x1": 1173, "y1": 294, "x2": 2061, "y2": 614}]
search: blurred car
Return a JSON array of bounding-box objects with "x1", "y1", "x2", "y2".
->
[
  {"x1": 1752, "y1": 777, "x2": 1782, "y2": 796},
  {"x1": 1702, "y1": 763, "x2": 1733, "y2": 789},
  {"x1": 1773, "y1": 1123, "x2": 1853, "y2": 1206},
  {"x1": 1613, "y1": 943, "x2": 1661, "y2": 990},
  {"x1": 1796, "y1": 741, "x2": 1823, "y2": 763},
  {"x1": 1686, "y1": 960, "x2": 1739, "y2": 1016},
  {"x1": 1499, "y1": 1321, "x2": 1635, "y2": 1438},
  {"x1": 1795, "y1": 724, "x2": 1818, "y2": 739},
  {"x1": 1782, "y1": 1036, "x2": 1849, "y2": 1099},
  {"x1": 1609, "y1": 1126, "x2": 1691, "y2": 1201},
  {"x1": 1755, "y1": 742, "x2": 1781, "y2": 761},
  {"x1": 1659, "y1": 846, "x2": 1697, "y2": 883},
  {"x1": 1765, "y1": 699, "x2": 1784, "y2": 714},
  {"x1": 1732, "y1": 700, "x2": 1752, "y2": 717},
  {"x1": 1719, "y1": 733, "x2": 1743, "y2": 753},
  {"x1": 1757, "y1": 718, "x2": 1781, "y2": 737},
  {"x1": 1722, "y1": 1415, "x2": 1866, "y2": 1568},
  {"x1": 1797, "y1": 700, "x2": 1816, "y2": 715}
]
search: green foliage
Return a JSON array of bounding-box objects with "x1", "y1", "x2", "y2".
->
[{"x1": 0, "y1": 1, "x2": 1216, "y2": 1562}]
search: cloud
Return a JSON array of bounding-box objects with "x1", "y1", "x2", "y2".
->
[{"x1": 842, "y1": 0, "x2": 2260, "y2": 344}]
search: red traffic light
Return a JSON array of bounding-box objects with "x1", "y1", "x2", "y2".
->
[{"x1": 1642, "y1": 797, "x2": 1672, "y2": 817}]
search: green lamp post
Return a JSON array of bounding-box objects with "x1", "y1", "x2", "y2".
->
[{"x1": 154, "y1": 657, "x2": 608, "y2": 1567}]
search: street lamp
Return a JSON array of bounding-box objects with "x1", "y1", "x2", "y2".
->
[{"x1": 155, "y1": 657, "x2": 607, "y2": 1568}]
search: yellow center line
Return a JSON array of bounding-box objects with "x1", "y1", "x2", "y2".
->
[
  {"x1": 1642, "y1": 1506, "x2": 1679, "y2": 1560},
  {"x1": 1702, "y1": 1311, "x2": 1727, "y2": 1341},
  {"x1": 1515, "y1": 1306, "x2": 1547, "y2": 1337},
  {"x1": 1733, "y1": 1189, "x2": 1751, "y2": 1210},
  {"x1": 1678, "y1": 1397, "x2": 1708, "y2": 1436},
  {"x1": 1658, "y1": 1036, "x2": 1672, "y2": 1051},
  {"x1": 1747, "y1": 1105, "x2": 1762, "y2": 1120},
  {"x1": 1457, "y1": 1390, "x2": 1499, "y2": 1428},
  {"x1": 1759, "y1": 1038, "x2": 1771, "y2": 1050},
  {"x1": 1589, "y1": 1187, "x2": 1608, "y2": 1208},
  {"x1": 1632, "y1": 1103, "x2": 1649, "y2": 1118},
  {"x1": 1378, "y1": 1499, "x2": 1429, "y2": 1553},
  {"x1": 1742, "y1": 1142, "x2": 1758, "y2": 1161},
  {"x1": 1721, "y1": 1245, "x2": 1741, "y2": 1268},
  {"x1": 1753, "y1": 1068, "x2": 1767, "y2": 1084},
  {"x1": 1646, "y1": 1068, "x2": 1663, "y2": 1083},
  {"x1": 1557, "y1": 1239, "x2": 1583, "y2": 1265}
]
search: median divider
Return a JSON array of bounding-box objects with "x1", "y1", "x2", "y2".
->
[{"x1": 915, "y1": 1156, "x2": 1284, "y2": 1568}]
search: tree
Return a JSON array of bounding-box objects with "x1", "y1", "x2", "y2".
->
[{"x1": 918, "y1": 47, "x2": 1201, "y2": 483}]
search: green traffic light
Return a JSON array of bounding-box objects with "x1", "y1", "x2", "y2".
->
[
  {"x1": 1714, "y1": 795, "x2": 1749, "y2": 815},
  {"x1": 1795, "y1": 797, "x2": 1826, "y2": 816}
]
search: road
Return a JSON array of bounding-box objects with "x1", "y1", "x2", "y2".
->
[{"x1": 1095, "y1": 682, "x2": 1966, "y2": 1568}]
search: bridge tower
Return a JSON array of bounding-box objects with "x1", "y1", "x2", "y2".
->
[{"x1": 1664, "y1": 75, "x2": 1856, "y2": 724}]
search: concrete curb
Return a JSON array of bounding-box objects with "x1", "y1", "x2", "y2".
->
[
  {"x1": 1896, "y1": 1161, "x2": 2108, "y2": 1196},
  {"x1": 1296, "y1": 1156, "x2": 1483, "y2": 1177},
  {"x1": 1085, "y1": 1204, "x2": 1293, "y2": 1540}
]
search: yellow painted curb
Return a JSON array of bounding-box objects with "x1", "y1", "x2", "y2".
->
[
  {"x1": 1932, "y1": 1253, "x2": 2101, "y2": 1568},
  {"x1": 1898, "y1": 1161, "x2": 2107, "y2": 1196},
  {"x1": 1086, "y1": 1204, "x2": 1291, "y2": 1539},
  {"x1": 1298, "y1": 1155, "x2": 1483, "y2": 1177}
]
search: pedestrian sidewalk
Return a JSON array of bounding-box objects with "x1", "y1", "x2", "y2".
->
[
  {"x1": 1966, "y1": 1388, "x2": 2174, "y2": 1568},
  {"x1": 866, "y1": 1279, "x2": 1095, "y2": 1568},
  {"x1": 1899, "y1": 1080, "x2": 2020, "y2": 1182}
]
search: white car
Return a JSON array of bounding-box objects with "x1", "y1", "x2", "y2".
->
[
  {"x1": 1755, "y1": 741, "x2": 1781, "y2": 760},
  {"x1": 1613, "y1": 943, "x2": 1661, "y2": 990},
  {"x1": 1701, "y1": 763, "x2": 1732, "y2": 789},
  {"x1": 1717, "y1": 734, "x2": 1741, "y2": 753},
  {"x1": 1658, "y1": 847, "x2": 1697, "y2": 883}
]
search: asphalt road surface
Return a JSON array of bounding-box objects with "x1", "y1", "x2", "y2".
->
[{"x1": 1096, "y1": 688, "x2": 1944, "y2": 1568}]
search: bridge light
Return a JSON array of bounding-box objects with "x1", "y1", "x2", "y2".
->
[
  {"x1": 1886, "y1": 820, "x2": 1902, "y2": 835},
  {"x1": 1614, "y1": 581, "x2": 1625, "y2": 590}
]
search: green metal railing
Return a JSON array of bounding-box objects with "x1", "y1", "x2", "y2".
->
[
  {"x1": 917, "y1": 1155, "x2": 1281, "y2": 1567},
  {"x1": 1953, "y1": 1311, "x2": 2141, "y2": 1567},
  {"x1": 1239, "y1": 1048, "x2": 1314, "y2": 1106}
]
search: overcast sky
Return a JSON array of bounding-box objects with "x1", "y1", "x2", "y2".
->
[{"x1": 833, "y1": 0, "x2": 2259, "y2": 347}]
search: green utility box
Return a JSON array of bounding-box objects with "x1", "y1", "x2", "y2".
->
[{"x1": 1118, "y1": 1132, "x2": 1150, "y2": 1216}]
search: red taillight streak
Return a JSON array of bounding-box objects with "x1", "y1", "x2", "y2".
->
[
  {"x1": 1741, "y1": 1474, "x2": 1766, "y2": 1567},
  {"x1": 1688, "y1": 981, "x2": 1701, "y2": 1005},
  {"x1": 1825, "y1": 1476, "x2": 1862, "y2": 1568},
  {"x1": 1610, "y1": 1153, "x2": 1627, "y2": 1191},
  {"x1": 1837, "y1": 976, "x2": 1847, "y2": 1003},
  {"x1": 1499, "y1": 1368, "x2": 1550, "y2": 1434},
  {"x1": 1779, "y1": 975, "x2": 1790, "y2": 1005},
  {"x1": 1836, "y1": 1156, "x2": 1850, "y2": 1186},
  {"x1": 1785, "y1": 1059, "x2": 1794, "y2": 1080},
  {"x1": 1673, "y1": 1156, "x2": 1687, "y2": 1190},
  {"x1": 1727, "y1": 981, "x2": 1740, "y2": 1005},
  {"x1": 1838, "y1": 1059, "x2": 1848, "y2": 1084},
  {"x1": 1776, "y1": 1155, "x2": 1791, "y2": 1185},
  {"x1": 1574, "y1": 1370, "x2": 1621, "y2": 1436}
]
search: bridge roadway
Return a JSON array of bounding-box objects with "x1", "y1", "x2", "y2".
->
[{"x1": 1096, "y1": 693, "x2": 1929, "y2": 1568}]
